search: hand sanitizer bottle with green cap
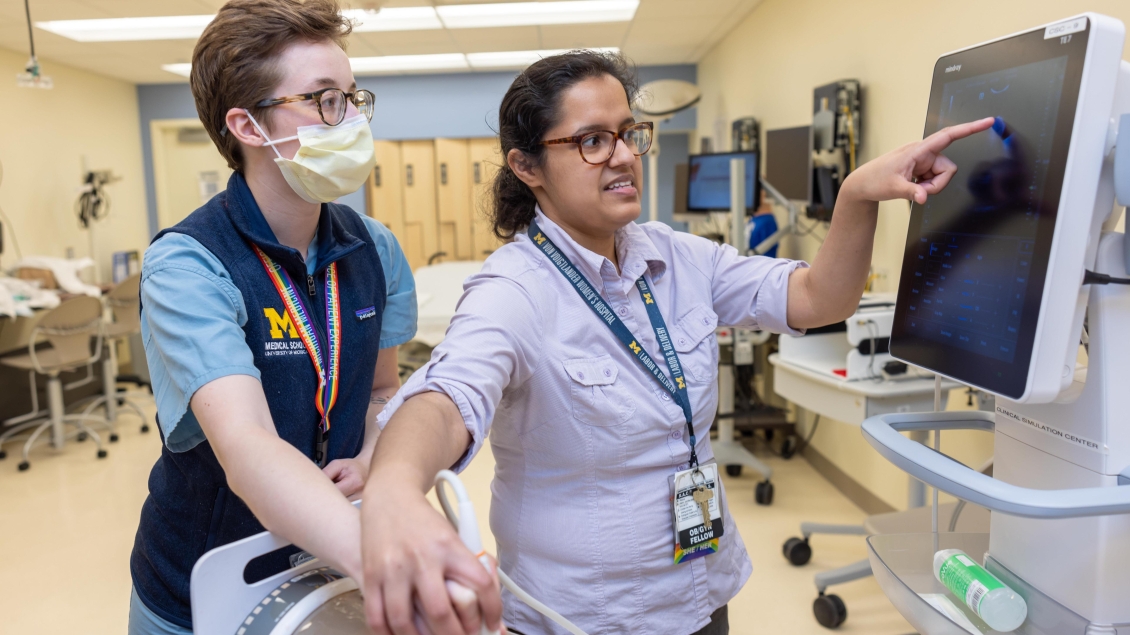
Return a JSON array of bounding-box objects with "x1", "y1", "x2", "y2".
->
[{"x1": 933, "y1": 549, "x2": 1028, "y2": 632}]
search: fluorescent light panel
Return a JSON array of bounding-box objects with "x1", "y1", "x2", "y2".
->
[
  {"x1": 163, "y1": 48, "x2": 620, "y2": 77},
  {"x1": 37, "y1": 1, "x2": 638, "y2": 42},
  {"x1": 438, "y1": 1, "x2": 638, "y2": 29}
]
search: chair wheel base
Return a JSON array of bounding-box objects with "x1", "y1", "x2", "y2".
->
[
  {"x1": 813, "y1": 593, "x2": 847, "y2": 628},
  {"x1": 755, "y1": 480, "x2": 774, "y2": 505},
  {"x1": 781, "y1": 435, "x2": 799, "y2": 459},
  {"x1": 725, "y1": 464, "x2": 742, "y2": 477},
  {"x1": 18, "y1": 461, "x2": 30, "y2": 471},
  {"x1": 0, "y1": 450, "x2": 7, "y2": 460},
  {"x1": 77, "y1": 432, "x2": 88, "y2": 442},
  {"x1": 783, "y1": 537, "x2": 812, "y2": 566},
  {"x1": 97, "y1": 450, "x2": 108, "y2": 459},
  {"x1": 141, "y1": 425, "x2": 150, "y2": 433},
  {"x1": 110, "y1": 434, "x2": 120, "y2": 443}
]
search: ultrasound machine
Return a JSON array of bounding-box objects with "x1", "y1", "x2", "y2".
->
[{"x1": 862, "y1": 13, "x2": 1130, "y2": 634}]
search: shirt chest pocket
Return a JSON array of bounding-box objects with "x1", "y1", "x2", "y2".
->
[
  {"x1": 672, "y1": 304, "x2": 719, "y2": 384},
  {"x1": 563, "y1": 355, "x2": 637, "y2": 427}
]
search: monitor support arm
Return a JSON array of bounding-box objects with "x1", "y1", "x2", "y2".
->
[{"x1": 750, "y1": 178, "x2": 800, "y2": 256}]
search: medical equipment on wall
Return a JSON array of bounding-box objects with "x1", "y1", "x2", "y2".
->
[
  {"x1": 808, "y1": 80, "x2": 861, "y2": 221},
  {"x1": 191, "y1": 471, "x2": 589, "y2": 635},
  {"x1": 861, "y1": 13, "x2": 1130, "y2": 634},
  {"x1": 732, "y1": 117, "x2": 760, "y2": 154},
  {"x1": 635, "y1": 79, "x2": 701, "y2": 223},
  {"x1": 16, "y1": 0, "x2": 51, "y2": 89},
  {"x1": 777, "y1": 295, "x2": 912, "y2": 382}
]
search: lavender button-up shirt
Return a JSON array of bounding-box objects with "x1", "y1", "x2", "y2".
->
[{"x1": 378, "y1": 208, "x2": 807, "y2": 635}]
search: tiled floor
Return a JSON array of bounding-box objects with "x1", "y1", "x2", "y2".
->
[{"x1": 0, "y1": 393, "x2": 913, "y2": 634}]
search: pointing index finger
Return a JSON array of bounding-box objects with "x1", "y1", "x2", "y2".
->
[{"x1": 922, "y1": 116, "x2": 996, "y2": 153}]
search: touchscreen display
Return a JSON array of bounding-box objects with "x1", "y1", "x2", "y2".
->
[
  {"x1": 903, "y1": 57, "x2": 1068, "y2": 363},
  {"x1": 890, "y1": 22, "x2": 1088, "y2": 398}
]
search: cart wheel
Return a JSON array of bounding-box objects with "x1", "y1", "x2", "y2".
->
[
  {"x1": 0, "y1": 450, "x2": 7, "y2": 460},
  {"x1": 782, "y1": 537, "x2": 812, "y2": 566},
  {"x1": 781, "y1": 435, "x2": 799, "y2": 460},
  {"x1": 725, "y1": 464, "x2": 742, "y2": 477},
  {"x1": 755, "y1": 480, "x2": 774, "y2": 505},
  {"x1": 77, "y1": 432, "x2": 88, "y2": 442},
  {"x1": 110, "y1": 433, "x2": 120, "y2": 443},
  {"x1": 764, "y1": 428, "x2": 775, "y2": 441},
  {"x1": 141, "y1": 424, "x2": 150, "y2": 433},
  {"x1": 813, "y1": 593, "x2": 847, "y2": 628},
  {"x1": 97, "y1": 449, "x2": 108, "y2": 459},
  {"x1": 18, "y1": 461, "x2": 30, "y2": 471}
]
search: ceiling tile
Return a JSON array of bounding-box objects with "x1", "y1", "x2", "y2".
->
[
  {"x1": 537, "y1": 22, "x2": 629, "y2": 50},
  {"x1": 447, "y1": 26, "x2": 541, "y2": 51}
]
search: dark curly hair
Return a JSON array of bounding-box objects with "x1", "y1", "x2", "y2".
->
[{"x1": 490, "y1": 50, "x2": 639, "y2": 240}]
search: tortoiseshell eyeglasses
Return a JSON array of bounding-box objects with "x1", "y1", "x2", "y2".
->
[{"x1": 542, "y1": 122, "x2": 654, "y2": 165}]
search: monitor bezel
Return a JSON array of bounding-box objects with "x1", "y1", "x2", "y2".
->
[
  {"x1": 889, "y1": 19, "x2": 1092, "y2": 399},
  {"x1": 685, "y1": 151, "x2": 761, "y2": 213}
]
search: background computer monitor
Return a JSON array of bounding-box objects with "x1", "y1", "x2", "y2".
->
[
  {"x1": 686, "y1": 151, "x2": 760, "y2": 213},
  {"x1": 889, "y1": 14, "x2": 1121, "y2": 402},
  {"x1": 765, "y1": 126, "x2": 811, "y2": 202}
]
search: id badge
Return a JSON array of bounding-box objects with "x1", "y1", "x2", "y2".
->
[{"x1": 669, "y1": 463, "x2": 724, "y2": 564}]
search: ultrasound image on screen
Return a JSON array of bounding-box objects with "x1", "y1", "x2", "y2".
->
[{"x1": 902, "y1": 56, "x2": 1068, "y2": 363}]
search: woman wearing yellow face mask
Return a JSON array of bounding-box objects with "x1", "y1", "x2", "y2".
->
[{"x1": 126, "y1": 2, "x2": 418, "y2": 633}]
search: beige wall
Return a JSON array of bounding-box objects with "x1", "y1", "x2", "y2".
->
[
  {"x1": 0, "y1": 47, "x2": 148, "y2": 283},
  {"x1": 698, "y1": 2, "x2": 1130, "y2": 509}
]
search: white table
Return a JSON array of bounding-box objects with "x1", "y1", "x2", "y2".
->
[{"x1": 769, "y1": 353, "x2": 960, "y2": 426}]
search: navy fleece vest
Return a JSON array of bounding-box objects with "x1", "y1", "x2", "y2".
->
[{"x1": 131, "y1": 173, "x2": 385, "y2": 628}]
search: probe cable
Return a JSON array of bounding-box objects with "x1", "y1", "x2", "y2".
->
[
  {"x1": 434, "y1": 470, "x2": 590, "y2": 635},
  {"x1": 1083, "y1": 270, "x2": 1130, "y2": 286}
]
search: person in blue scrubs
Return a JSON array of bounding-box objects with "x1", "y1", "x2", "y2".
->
[{"x1": 127, "y1": 1, "x2": 416, "y2": 632}]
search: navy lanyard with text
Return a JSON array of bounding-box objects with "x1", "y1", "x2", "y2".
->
[{"x1": 528, "y1": 220, "x2": 699, "y2": 468}]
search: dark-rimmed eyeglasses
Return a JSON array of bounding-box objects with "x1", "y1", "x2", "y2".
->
[
  {"x1": 542, "y1": 122, "x2": 654, "y2": 165},
  {"x1": 255, "y1": 87, "x2": 375, "y2": 126}
]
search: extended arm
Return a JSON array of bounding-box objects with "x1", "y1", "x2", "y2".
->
[
  {"x1": 785, "y1": 117, "x2": 995, "y2": 329},
  {"x1": 192, "y1": 374, "x2": 364, "y2": 581}
]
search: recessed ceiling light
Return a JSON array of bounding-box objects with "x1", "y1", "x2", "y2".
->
[
  {"x1": 342, "y1": 7, "x2": 443, "y2": 32},
  {"x1": 467, "y1": 47, "x2": 619, "y2": 69},
  {"x1": 39, "y1": 15, "x2": 214, "y2": 42},
  {"x1": 161, "y1": 63, "x2": 191, "y2": 77},
  {"x1": 37, "y1": 0, "x2": 637, "y2": 42},
  {"x1": 439, "y1": 1, "x2": 638, "y2": 29},
  {"x1": 162, "y1": 48, "x2": 621, "y2": 77},
  {"x1": 349, "y1": 54, "x2": 469, "y2": 74}
]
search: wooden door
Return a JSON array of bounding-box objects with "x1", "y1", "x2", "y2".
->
[
  {"x1": 399, "y1": 140, "x2": 439, "y2": 270},
  {"x1": 434, "y1": 138, "x2": 473, "y2": 261},
  {"x1": 367, "y1": 141, "x2": 405, "y2": 241},
  {"x1": 467, "y1": 137, "x2": 504, "y2": 257}
]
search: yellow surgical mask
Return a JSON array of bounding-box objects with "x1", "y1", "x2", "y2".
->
[{"x1": 246, "y1": 110, "x2": 376, "y2": 204}]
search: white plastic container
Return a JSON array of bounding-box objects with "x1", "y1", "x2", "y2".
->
[{"x1": 933, "y1": 549, "x2": 1028, "y2": 632}]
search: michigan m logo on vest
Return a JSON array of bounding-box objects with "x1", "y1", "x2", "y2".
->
[{"x1": 263, "y1": 308, "x2": 299, "y2": 339}]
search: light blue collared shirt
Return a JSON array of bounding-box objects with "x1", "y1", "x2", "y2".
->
[
  {"x1": 378, "y1": 208, "x2": 807, "y2": 634},
  {"x1": 142, "y1": 212, "x2": 416, "y2": 453}
]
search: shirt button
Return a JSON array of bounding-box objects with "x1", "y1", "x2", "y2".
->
[
  {"x1": 603, "y1": 369, "x2": 612, "y2": 377},
  {"x1": 678, "y1": 338, "x2": 687, "y2": 346},
  {"x1": 702, "y1": 318, "x2": 710, "y2": 325},
  {"x1": 662, "y1": 393, "x2": 671, "y2": 401},
  {"x1": 618, "y1": 307, "x2": 628, "y2": 316},
  {"x1": 670, "y1": 430, "x2": 682, "y2": 440},
  {"x1": 578, "y1": 372, "x2": 585, "y2": 380}
]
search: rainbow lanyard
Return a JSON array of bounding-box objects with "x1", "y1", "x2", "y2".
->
[{"x1": 254, "y1": 245, "x2": 342, "y2": 467}]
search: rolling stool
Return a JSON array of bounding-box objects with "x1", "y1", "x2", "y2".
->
[
  {"x1": 782, "y1": 459, "x2": 993, "y2": 629},
  {"x1": 79, "y1": 273, "x2": 150, "y2": 440},
  {"x1": 0, "y1": 296, "x2": 110, "y2": 470}
]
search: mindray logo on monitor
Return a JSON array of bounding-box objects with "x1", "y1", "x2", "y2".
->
[{"x1": 945, "y1": 64, "x2": 962, "y2": 73}]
